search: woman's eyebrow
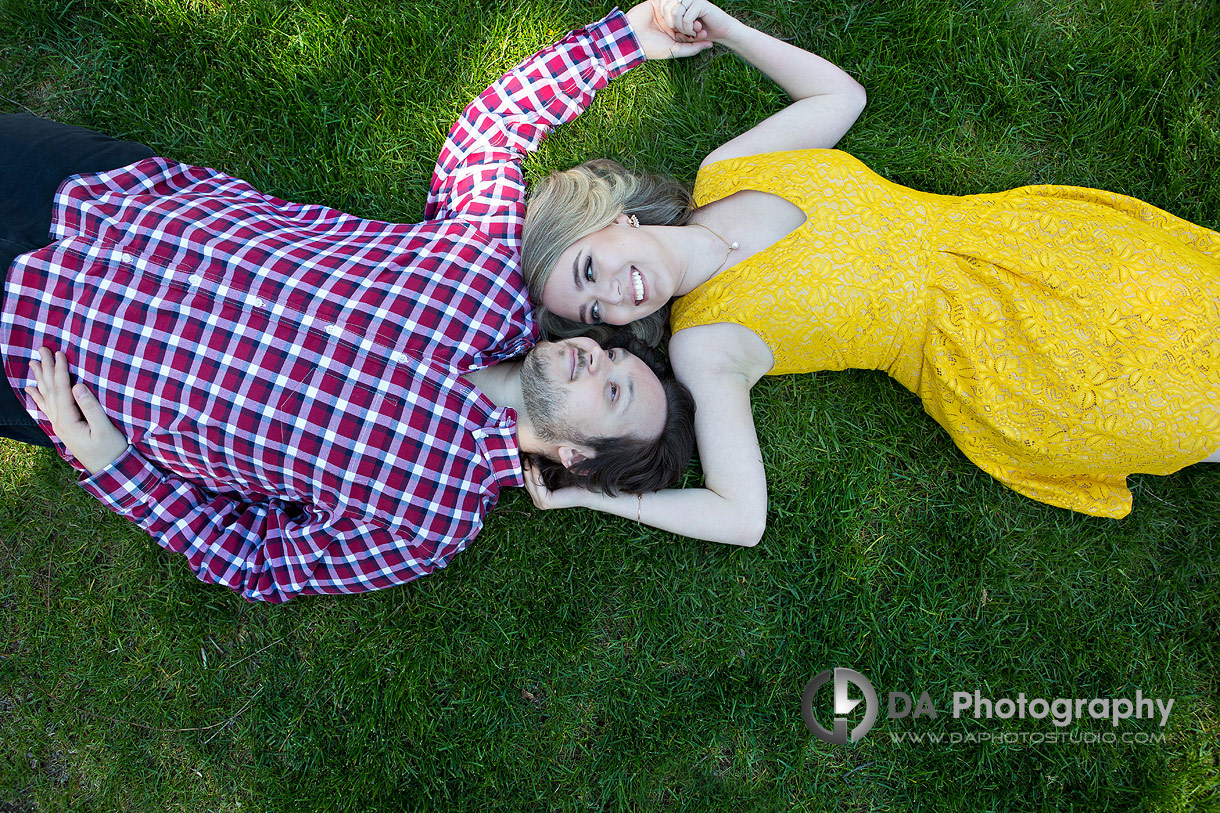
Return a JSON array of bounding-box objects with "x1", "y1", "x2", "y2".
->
[{"x1": 572, "y1": 253, "x2": 591, "y2": 324}]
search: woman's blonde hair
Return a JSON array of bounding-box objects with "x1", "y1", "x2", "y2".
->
[{"x1": 522, "y1": 159, "x2": 694, "y2": 347}]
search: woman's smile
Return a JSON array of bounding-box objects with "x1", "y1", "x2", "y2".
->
[{"x1": 631, "y1": 266, "x2": 647, "y2": 305}]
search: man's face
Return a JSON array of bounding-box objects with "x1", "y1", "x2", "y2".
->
[{"x1": 521, "y1": 337, "x2": 667, "y2": 462}]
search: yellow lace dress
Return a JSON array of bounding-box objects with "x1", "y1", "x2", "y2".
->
[{"x1": 671, "y1": 149, "x2": 1220, "y2": 517}]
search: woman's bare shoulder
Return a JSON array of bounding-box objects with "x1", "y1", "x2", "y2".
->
[{"x1": 670, "y1": 323, "x2": 774, "y2": 384}]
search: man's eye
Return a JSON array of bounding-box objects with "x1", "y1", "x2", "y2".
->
[
  {"x1": 609, "y1": 383, "x2": 619, "y2": 401},
  {"x1": 608, "y1": 348, "x2": 620, "y2": 361},
  {"x1": 591, "y1": 303, "x2": 601, "y2": 324}
]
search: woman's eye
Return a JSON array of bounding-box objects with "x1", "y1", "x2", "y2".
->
[
  {"x1": 583, "y1": 256, "x2": 594, "y2": 282},
  {"x1": 591, "y1": 303, "x2": 601, "y2": 324}
]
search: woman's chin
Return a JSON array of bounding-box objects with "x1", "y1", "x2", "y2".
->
[{"x1": 627, "y1": 303, "x2": 662, "y2": 323}]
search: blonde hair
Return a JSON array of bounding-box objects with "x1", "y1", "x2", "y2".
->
[{"x1": 522, "y1": 159, "x2": 694, "y2": 347}]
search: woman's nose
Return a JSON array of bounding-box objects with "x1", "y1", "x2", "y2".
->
[{"x1": 603, "y1": 276, "x2": 623, "y2": 304}]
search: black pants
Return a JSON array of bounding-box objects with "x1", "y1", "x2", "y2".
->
[{"x1": 0, "y1": 114, "x2": 155, "y2": 447}]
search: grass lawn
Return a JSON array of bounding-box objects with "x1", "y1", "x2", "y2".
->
[{"x1": 2, "y1": 0, "x2": 1218, "y2": 810}]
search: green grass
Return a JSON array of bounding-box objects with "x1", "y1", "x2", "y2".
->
[{"x1": 2, "y1": 0, "x2": 1219, "y2": 810}]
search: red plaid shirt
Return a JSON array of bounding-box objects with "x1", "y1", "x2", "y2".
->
[{"x1": 1, "y1": 10, "x2": 643, "y2": 602}]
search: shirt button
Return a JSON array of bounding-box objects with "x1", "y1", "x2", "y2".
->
[
  {"x1": 121, "y1": 253, "x2": 135, "y2": 263},
  {"x1": 472, "y1": 429, "x2": 487, "y2": 441},
  {"x1": 252, "y1": 297, "x2": 266, "y2": 308},
  {"x1": 392, "y1": 351, "x2": 410, "y2": 363},
  {"x1": 188, "y1": 274, "x2": 203, "y2": 286},
  {"x1": 325, "y1": 324, "x2": 341, "y2": 336}
]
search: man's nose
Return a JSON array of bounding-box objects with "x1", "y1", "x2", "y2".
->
[
  {"x1": 583, "y1": 344, "x2": 607, "y2": 376},
  {"x1": 572, "y1": 338, "x2": 601, "y2": 375},
  {"x1": 585, "y1": 346, "x2": 604, "y2": 375}
]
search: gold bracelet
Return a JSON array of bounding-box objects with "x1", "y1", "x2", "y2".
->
[{"x1": 636, "y1": 493, "x2": 643, "y2": 523}]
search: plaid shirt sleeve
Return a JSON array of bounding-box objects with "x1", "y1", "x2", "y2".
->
[
  {"x1": 79, "y1": 446, "x2": 470, "y2": 604},
  {"x1": 425, "y1": 8, "x2": 645, "y2": 253}
]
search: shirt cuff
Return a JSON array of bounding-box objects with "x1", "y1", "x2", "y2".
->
[
  {"x1": 79, "y1": 445, "x2": 162, "y2": 514},
  {"x1": 592, "y1": 8, "x2": 647, "y2": 77}
]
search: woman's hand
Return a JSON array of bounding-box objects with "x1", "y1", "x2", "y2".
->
[
  {"x1": 650, "y1": 0, "x2": 738, "y2": 44},
  {"x1": 624, "y1": 0, "x2": 714, "y2": 60},
  {"x1": 26, "y1": 347, "x2": 128, "y2": 475},
  {"x1": 521, "y1": 462, "x2": 591, "y2": 511}
]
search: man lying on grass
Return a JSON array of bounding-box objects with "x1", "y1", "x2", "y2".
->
[{"x1": 0, "y1": 2, "x2": 698, "y2": 602}]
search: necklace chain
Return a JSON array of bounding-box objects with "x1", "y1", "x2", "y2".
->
[{"x1": 691, "y1": 221, "x2": 739, "y2": 274}]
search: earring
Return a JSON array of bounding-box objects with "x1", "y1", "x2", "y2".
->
[{"x1": 627, "y1": 214, "x2": 640, "y2": 228}]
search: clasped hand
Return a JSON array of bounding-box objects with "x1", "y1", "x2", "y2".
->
[
  {"x1": 26, "y1": 347, "x2": 128, "y2": 475},
  {"x1": 626, "y1": 0, "x2": 732, "y2": 60}
]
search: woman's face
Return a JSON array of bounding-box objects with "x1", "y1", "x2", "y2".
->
[{"x1": 541, "y1": 215, "x2": 677, "y2": 327}]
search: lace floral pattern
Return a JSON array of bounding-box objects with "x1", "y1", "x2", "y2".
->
[{"x1": 673, "y1": 149, "x2": 1220, "y2": 517}]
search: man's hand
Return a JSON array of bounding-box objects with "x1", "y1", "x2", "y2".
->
[
  {"x1": 26, "y1": 347, "x2": 128, "y2": 474},
  {"x1": 648, "y1": 0, "x2": 739, "y2": 46},
  {"x1": 624, "y1": 0, "x2": 713, "y2": 60},
  {"x1": 521, "y1": 462, "x2": 590, "y2": 511}
]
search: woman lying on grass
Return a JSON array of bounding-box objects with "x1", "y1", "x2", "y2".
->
[{"x1": 520, "y1": 0, "x2": 1220, "y2": 544}]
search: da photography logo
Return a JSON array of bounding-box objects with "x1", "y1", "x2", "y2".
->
[
  {"x1": 801, "y1": 667, "x2": 1176, "y2": 746},
  {"x1": 801, "y1": 668, "x2": 879, "y2": 744}
]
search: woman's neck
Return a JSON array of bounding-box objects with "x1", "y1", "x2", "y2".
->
[
  {"x1": 674, "y1": 214, "x2": 739, "y2": 294},
  {"x1": 682, "y1": 192, "x2": 808, "y2": 293}
]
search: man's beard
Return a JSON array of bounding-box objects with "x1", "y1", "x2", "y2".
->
[{"x1": 520, "y1": 349, "x2": 579, "y2": 444}]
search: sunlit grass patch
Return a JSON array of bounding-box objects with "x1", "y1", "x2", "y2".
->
[{"x1": 2, "y1": 0, "x2": 1218, "y2": 809}]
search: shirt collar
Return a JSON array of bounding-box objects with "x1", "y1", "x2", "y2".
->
[{"x1": 473, "y1": 406, "x2": 524, "y2": 487}]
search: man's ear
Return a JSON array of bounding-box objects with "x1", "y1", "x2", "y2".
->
[{"x1": 557, "y1": 444, "x2": 597, "y2": 471}]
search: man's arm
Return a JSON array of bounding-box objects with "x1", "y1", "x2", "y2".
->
[
  {"x1": 28, "y1": 349, "x2": 467, "y2": 603},
  {"x1": 82, "y1": 450, "x2": 462, "y2": 602},
  {"x1": 424, "y1": 8, "x2": 644, "y2": 251},
  {"x1": 425, "y1": 3, "x2": 710, "y2": 253}
]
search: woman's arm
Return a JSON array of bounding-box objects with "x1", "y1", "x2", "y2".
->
[
  {"x1": 524, "y1": 323, "x2": 773, "y2": 546},
  {"x1": 655, "y1": 0, "x2": 866, "y2": 167}
]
